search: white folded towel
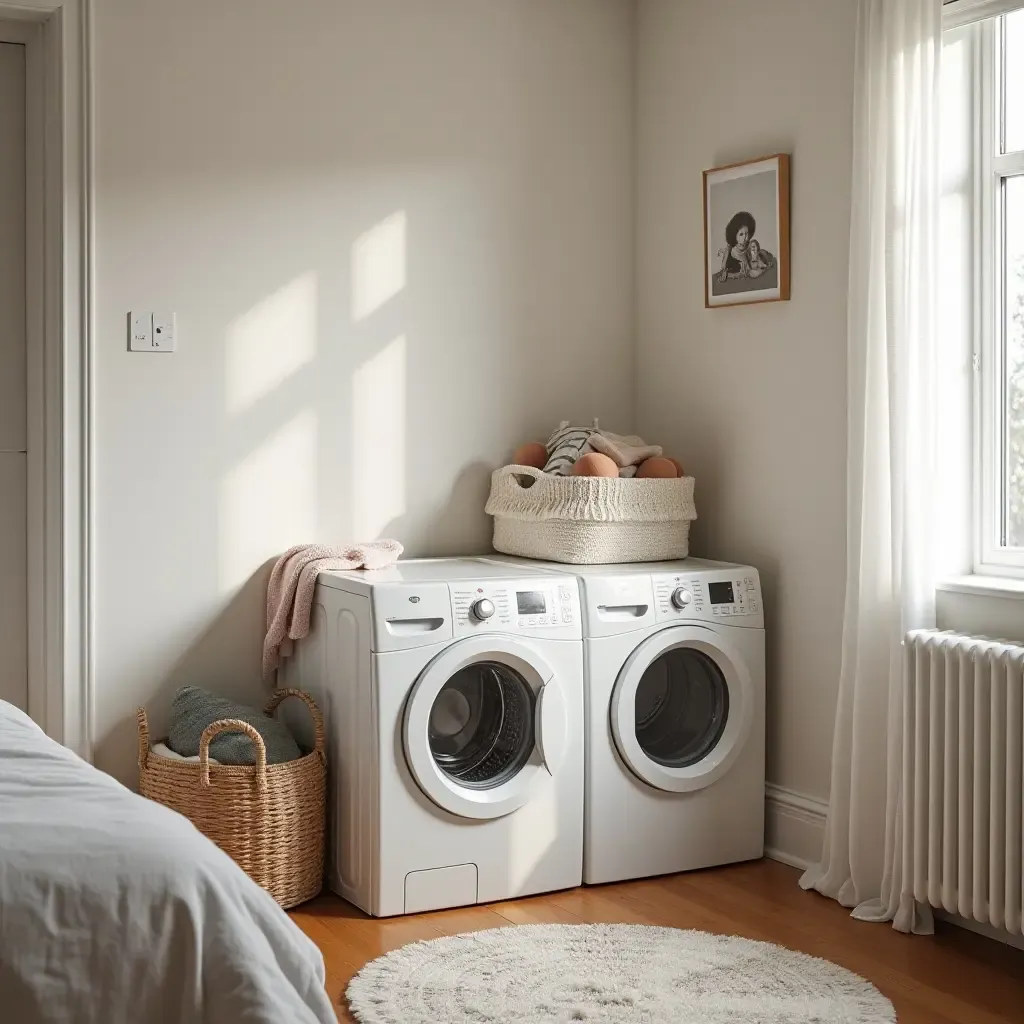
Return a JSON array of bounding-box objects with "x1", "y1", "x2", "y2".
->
[{"x1": 150, "y1": 741, "x2": 220, "y2": 765}]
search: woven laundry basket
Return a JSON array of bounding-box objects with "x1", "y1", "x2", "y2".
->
[
  {"x1": 485, "y1": 464, "x2": 697, "y2": 564},
  {"x1": 136, "y1": 688, "x2": 325, "y2": 909}
]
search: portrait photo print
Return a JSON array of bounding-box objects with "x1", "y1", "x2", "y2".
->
[{"x1": 703, "y1": 154, "x2": 790, "y2": 308}]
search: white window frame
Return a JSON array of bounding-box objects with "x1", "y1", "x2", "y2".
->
[{"x1": 949, "y1": 6, "x2": 1024, "y2": 577}]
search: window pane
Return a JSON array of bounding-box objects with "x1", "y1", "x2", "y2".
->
[
  {"x1": 1005, "y1": 10, "x2": 1024, "y2": 153},
  {"x1": 1006, "y1": 175, "x2": 1024, "y2": 547}
]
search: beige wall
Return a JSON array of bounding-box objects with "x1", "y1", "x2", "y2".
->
[
  {"x1": 635, "y1": 0, "x2": 857, "y2": 800},
  {"x1": 92, "y1": 0, "x2": 634, "y2": 783}
]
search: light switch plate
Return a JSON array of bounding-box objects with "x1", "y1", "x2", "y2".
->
[
  {"x1": 153, "y1": 313, "x2": 177, "y2": 352},
  {"x1": 128, "y1": 311, "x2": 153, "y2": 352}
]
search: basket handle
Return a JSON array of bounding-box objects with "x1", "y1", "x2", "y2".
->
[
  {"x1": 264, "y1": 688, "x2": 326, "y2": 763},
  {"x1": 499, "y1": 464, "x2": 546, "y2": 487},
  {"x1": 199, "y1": 719, "x2": 268, "y2": 792},
  {"x1": 136, "y1": 707, "x2": 150, "y2": 770}
]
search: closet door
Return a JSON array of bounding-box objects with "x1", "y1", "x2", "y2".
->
[{"x1": 0, "y1": 41, "x2": 27, "y2": 710}]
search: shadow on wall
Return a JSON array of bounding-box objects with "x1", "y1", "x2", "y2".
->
[
  {"x1": 118, "y1": 559, "x2": 277, "y2": 763},
  {"x1": 122, "y1": 459, "x2": 496, "y2": 762}
]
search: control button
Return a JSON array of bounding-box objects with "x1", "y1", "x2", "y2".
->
[
  {"x1": 559, "y1": 585, "x2": 572, "y2": 601},
  {"x1": 562, "y1": 609, "x2": 572, "y2": 623},
  {"x1": 670, "y1": 587, "x2": 693, "y2": 609},
  {"x1": 713, "y1": 607, "x2": 721, "y2": 615},
  {"x1": 748, "y1": 601, "x2": 758, "y2": 613},
  {"x1": 471, "y1": 598, "x2": 495, "y2": 621}
]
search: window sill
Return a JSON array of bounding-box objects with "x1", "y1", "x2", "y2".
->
[{"x1": 937, "y1": 574, "x2": 1024, "y2": 600}]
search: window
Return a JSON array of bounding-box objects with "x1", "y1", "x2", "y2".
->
[{"x1": 944, "y1": 7, "x2": 1024, "y2": 575}]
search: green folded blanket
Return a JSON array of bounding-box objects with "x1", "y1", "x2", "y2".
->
[{"x1": 167, "y1": 686, "x2": 301, "y2": 766}]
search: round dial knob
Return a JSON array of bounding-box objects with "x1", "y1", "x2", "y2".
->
[
  {"x1": 471, "y1": 598, "x2": 496, "y2": 621},
  {"x1": 671, "y1": 587, "x2": 693, "y2": 609}
]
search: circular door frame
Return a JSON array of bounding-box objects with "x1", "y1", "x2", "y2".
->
[
  {"x1": 610, "y1": 625, "x2": 754, "y2": 793},
  {"x1": 403, "y1": 634, "x2": 555, "y2": 820}
]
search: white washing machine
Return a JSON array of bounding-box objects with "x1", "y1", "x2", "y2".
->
[
  {"x1": 488, "y1": 556, "x2": 765, "y2": 884},
  {"x1": 281, "y1": 558, "x2": 584, "y2": 916}
]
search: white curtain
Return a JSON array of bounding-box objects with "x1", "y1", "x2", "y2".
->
[{"x1": 799, "y1": 0, "x2": 942, "y2": 933}]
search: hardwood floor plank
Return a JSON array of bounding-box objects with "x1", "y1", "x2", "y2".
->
[
  {"x1": 290, "y1": 860, "x2": 1024, "y2": 1023},
  {"x1": 413, "y1": 905, "x2": 514, "y2": 936},
  {"x1": 545, "y1": 886, "x2": 667, "y2": 925},
  {"x1": 660, "y1": 868, "x2": 1024, "y2": 1023},
  {"x1": 489, "y1": 894, "x2": 588, "y2": 926}
]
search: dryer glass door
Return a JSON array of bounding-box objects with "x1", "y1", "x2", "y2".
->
[
  {"x1": 610, "y1": 626, "x2": 754, "y2": 793},
  {"x1": 634, "y1": 647, "x2": 729, "y2": 768},
  {"x1": 404, "y1": 635, "x2": 561, "y2": 820},
  {"x1": 428, "y1": 661, "x2": 535, "y2": 789}
]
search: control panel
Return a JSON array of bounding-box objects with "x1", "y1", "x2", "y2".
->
[
  {"x1": 652, "y1": 568, "x2": 762, "y2": 625},
  {"x1": 450, "y1": 579, "x2": 579, "y2": 637}
]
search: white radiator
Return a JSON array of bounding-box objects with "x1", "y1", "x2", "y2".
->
[{"x1": 903, "y1": 630, "x2": 1024, "y2": 935}]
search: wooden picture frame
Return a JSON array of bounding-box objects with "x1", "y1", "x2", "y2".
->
[{"x1": 703, "y1": 154, "x2": 790, "y2": 308}]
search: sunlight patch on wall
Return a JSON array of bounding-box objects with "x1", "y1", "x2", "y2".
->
[
  {"x1": 351, "y1": 335, "x2": 406, "y2": 539},
  {"x1": 351, "y1": 212, "x2": 406, "y2": 322},
  {"x1": 219, "y1": 410, "x2": 318, "y2": 591},
  {"x1": 226, "y1": 272, "x2": 317, "y2": 414}
]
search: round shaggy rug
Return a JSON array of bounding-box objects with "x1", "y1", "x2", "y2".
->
[{"x1": 346, "y1": 923, "x2": 896, "y2": 1023}]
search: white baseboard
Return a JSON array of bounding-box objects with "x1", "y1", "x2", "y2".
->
[
  {"x1": 764, "y1": 782, "x2": 827, "y2": 872},
  {"x1": 764, "y1": 783, "x2": 1024, "y2": 951}
]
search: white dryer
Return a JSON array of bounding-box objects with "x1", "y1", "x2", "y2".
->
[
  {"x1": 281, "y1": 558, "x2": 584, "y2": 917},
  {"x1": 488, "y1": 556, "x2": 764, "y2": 884}
]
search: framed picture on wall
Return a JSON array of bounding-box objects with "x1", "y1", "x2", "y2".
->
[{"x1": 703, "y1": 154, "x2": 790, "y2": 308}]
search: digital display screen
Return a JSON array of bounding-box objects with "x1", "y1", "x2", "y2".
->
[
  {"x1": 708, "y1": 582, "x2": 735, "y2": 605},
  {"x1": 516, "y1": 591, "x2": 547, "y2": 614}
]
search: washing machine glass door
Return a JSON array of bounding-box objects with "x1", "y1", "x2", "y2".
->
[
  {"x1": 610, "y1": 626, "x2": 754, "y2": 793},
  {"x1": 403, "y1": 635, "x2": 567, "y2": 820}
]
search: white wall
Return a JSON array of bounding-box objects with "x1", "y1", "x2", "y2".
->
[
  {"x1": 92, "y1": 0, "x2": 634, "y2": 783},
  {"x1": 938, "y1": 590, "x2": 1024, "y2": 643},
  {"x1": 0, "y1": 40, "x2": 27, "y2": 711},
  {"x1": 635, "y1": 0, "x2": 857, "y2": 803}
]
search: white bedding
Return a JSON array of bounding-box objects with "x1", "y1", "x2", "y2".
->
[{"x1": 0, "y1": 701, "x2": 335, "y2": 1024}]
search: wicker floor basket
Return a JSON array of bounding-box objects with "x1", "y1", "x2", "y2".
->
[{"x1": 137, "y1": 688, "x2": 326, "y2": 910}]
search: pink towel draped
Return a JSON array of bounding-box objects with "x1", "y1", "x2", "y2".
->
[{"x1": 263, "y1": 540, "x2": 403, "y2": 678}]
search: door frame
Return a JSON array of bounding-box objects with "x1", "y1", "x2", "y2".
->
[{"x1": 0, "y1": 2, "x2": 91, "y2": 758}]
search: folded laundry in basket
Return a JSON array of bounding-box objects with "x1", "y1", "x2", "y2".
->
[
  {"x1": 167, "y1": 686, "x2": 301, "y2": 765},
  {"x1": 150, "y1": 741, "x2": 220, "y2": 765},
  {"x1": 589, "y1": 431, "x2": 663, "y2": 469}
]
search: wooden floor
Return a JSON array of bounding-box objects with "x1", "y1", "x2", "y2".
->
[{"x1": 289, "y1": 859, "x2": 1024, "y2": 1023}]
